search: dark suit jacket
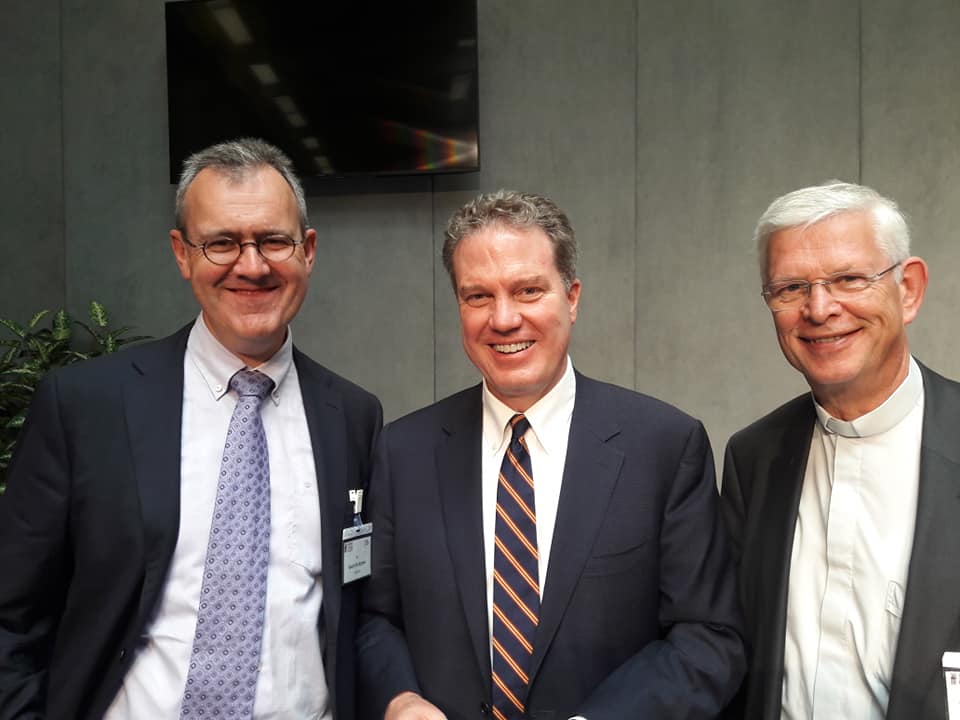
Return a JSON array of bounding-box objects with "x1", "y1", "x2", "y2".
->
[
  {"x1": 721, "y1": 362, "x2": 960, "y2": 719},
  {"x1": 357, "y1": 372, "x2": 745, "y2": 720},
  {"x1": 0, "y1": 324, "x2": 382, "y2": 720}
]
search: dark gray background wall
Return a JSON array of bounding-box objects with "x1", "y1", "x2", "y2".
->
[{"x1": 4, "y1": 1, "x2": 959, "y2": 467}]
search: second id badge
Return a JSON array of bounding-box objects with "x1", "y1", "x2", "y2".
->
[{"x1": 342, "y1": 523, "x2": 372, "y2": 584}]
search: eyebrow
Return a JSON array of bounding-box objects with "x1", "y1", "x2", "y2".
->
[
  {"x1": 457, "y1": 283, "x2": 487, "y2": 297},
  {"x1": 457, "y1": 275, "x2": 549, "y2": 296},
  {"x1": 514, "y1": 275, "x2": 548, "y2": 287},
  {"x1": 767, "y1": 265, "x2": 862, "y2": 284},
  {"x1": 194, "y1": 228, "x2": 295, "y2": 240}
]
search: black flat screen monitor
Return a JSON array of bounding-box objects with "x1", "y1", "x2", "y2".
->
[{"x1": 165, "y1": 0, "x2": 479, "y2": 182}]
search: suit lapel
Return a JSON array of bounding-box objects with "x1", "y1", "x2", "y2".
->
[
  {"x1": 436, "y1": 387, "x2": 491, "y2": 681},
  {"x1": 124, "y1": 327, "x2": 191, "y2": 626},
  {"x1": 888, "y1": 366, "x2": 960, "y2": 718},
  {"x1": 527, "y1": 377, "x2": 623, "y2": 685},
  {"x1": 296, "y1": 351, "x2": 348, "y2": 677},
  {"x1": 750, "y1": 407, "x2": 811, "y2": 720}
]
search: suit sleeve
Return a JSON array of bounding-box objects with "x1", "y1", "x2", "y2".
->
[
  {"x1": 356, "y1": 424, "x2": 423, "y2": 719},
  {"x1": 0, "y1": 375, "x2": 72, "y2": 719},
  {"x1": 576, "y1": 421, "x2": 746, "y2": 719}
]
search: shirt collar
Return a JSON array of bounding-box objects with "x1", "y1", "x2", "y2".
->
[
  {"x1": 481, "y1": 356, "x2": 576, "y2": 455},
  {"x1": 814, "y1": 356, "x2": 923, "y2": 438},
  {"x1": 185, "y1": 312, "x2": 294, "y2": 405}
]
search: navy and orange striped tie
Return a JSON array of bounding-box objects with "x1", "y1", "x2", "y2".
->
[{"x1": 491, "y1": 414, "x2": 539, "y2": 720}]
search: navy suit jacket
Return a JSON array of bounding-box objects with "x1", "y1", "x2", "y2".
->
[
  {"x1": 0, "y1": 324, "x2": 382, "y2": 720},
  {"x1": 357, "y1": 372, "x2": 744, "y2": 720},
  {"x1": 721, "y1": 362, "x2": 960, "y2": 719}
]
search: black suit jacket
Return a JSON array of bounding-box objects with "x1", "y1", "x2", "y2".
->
[
  {"x1": 357, "y1": 372, "x2": 744, "y2": 720},
  {"x1": 721, "y1": 362, "x2": 960, "y2": 719},
  {"x1": 0, "y1": 324, "x2": 382, "y2": 720}
]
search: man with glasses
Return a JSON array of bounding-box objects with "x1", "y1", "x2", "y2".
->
[
  {"x1": 0, "y1": 138, "x2": 382, "y2": 719},
  {"x1": 722, "y1": 181, "x2": 960, "y2": 719}
]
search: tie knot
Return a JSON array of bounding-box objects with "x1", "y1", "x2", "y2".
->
[
  {"x1": 509, "y1": 414, "x2": 531, "y2": 443},
  {"x1": 229, "y1": 369, "x2": 275, "y2": 401}
]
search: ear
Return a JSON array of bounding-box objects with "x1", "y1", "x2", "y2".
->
[
  {"x1": 567, "y1": 279, "x2": 582, "y2": 323},
  {"x1": 302, "y1": 228, "x2": 317, "y2": 274},
  {"x1": 170, "y1": 229, "x2": 192, "y2": 280},
  {"x1": 899, "y1": 256, "x2": 928, "y2": 325}
]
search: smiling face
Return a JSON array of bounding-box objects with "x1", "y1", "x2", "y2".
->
[
  {"x1": 453, "y1": 223, "x2": 581, "y2": 412},
  {"x1": 765, "y1": 210, "x2": 927, "y2": 418},
  {"x1": 170, "y1": 165, "x2": 316, "y2": 366}
]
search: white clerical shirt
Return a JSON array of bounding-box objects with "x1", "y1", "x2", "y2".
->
[
  {"x1": 781, "y1": 357, "x2": 924, "y2": 719},
  {"x1": 105, "y1": 315, "x2": 331, "y2": 719}
]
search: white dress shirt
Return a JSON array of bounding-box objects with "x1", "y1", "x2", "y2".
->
[
  {"x1": 782, "y1": 357, "x2": 924, "y2": 719},
  {"x1": 481, "y1": 357, "x2": 575, "y2": 648},
  {"x1": 105, "y1": 315, "x2": 331, "y2": 719}
]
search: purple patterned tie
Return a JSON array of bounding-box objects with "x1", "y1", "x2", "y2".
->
[{"x1": 180, "y1": 369, "x2": 274, "y2": 718}]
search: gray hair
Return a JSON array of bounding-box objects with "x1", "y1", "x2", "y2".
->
[
  {"x1": 174, "y1": 138, "x2": 308, "y2": 233},
  {"x1": 443, "y1": 190, "x2": 578, "y2": 291},
  {"x1": 754, "y1": 180, "x2": 911, "y2": 281}
]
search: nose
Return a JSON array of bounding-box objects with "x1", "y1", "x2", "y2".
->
[
  {"x1": 802, "y1": 281, "x2": 841, "y2": 323},
  {"x1": 489, "y1": 297, "x2": 522, "y2": 332},
  {"x1": 232, "y1": 242, "x2": 271, "y2": 276}
]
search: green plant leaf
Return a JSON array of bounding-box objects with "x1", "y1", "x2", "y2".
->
[
  {"x1": 24, "y1": 339, "x2": 50, "y2": 366},
  {"x1": 0, "y1": 382, "x2": 36, "y2": 394},
  {"x1": 4, "y1": 366, "x2": 43, "y2": 377},
  {"x1": 52, "y1": 310, "x2": 71, "y2": 341},
  {"x1": 0, "y1": 301, "x2": 151, "y2": 492},
  {"x1": 0, "y1": 318, "x2": 26, "y2": 339},
  {"x1": 28, "y1": 310, "x2": 50, "y2": 329},
  {"x1": 2, "y1": 344, "x2": 19, "y2": 364},
  {"x1": 89, "y1": 301, "x2": 108, "y2": 328}
]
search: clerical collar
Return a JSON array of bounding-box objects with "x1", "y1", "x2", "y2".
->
[{"x1": 813, "y1": 357, "x2": 923, "y2": 438}]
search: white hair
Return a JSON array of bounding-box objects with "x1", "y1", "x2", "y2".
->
[{"x1": 754, "y1": 180, "x2": 910, "y2": 281}]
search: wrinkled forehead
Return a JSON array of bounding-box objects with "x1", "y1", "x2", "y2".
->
[
  {"x1": 765, "y1": 211, "x2": 884, "y2": 278},
  {"x1": 181, "y1": 166, "x2": 298, "y2": 228}
]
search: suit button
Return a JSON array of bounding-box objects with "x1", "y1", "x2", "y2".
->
[
  {"x1": 118, "y1": 648, "x2": 127, "y2": 661},
  {"x1": 480, "y1": 702, "x2": 492, "y2": 716}
]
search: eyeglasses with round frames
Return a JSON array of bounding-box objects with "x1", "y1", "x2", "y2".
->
[
  {"x1": 181, "y1": 235, "x2": 304, "y2": 265},
  {"x1": 761, "y1": 262, "x2": 901, "y2": 311}
]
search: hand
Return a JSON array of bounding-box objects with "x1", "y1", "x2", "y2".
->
[{"x1": 384, "y1": 691, "x2": 448, "y2": 720}]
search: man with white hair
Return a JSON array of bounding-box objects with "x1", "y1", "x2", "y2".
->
[{"x1": 722, "y1": 180, "x2": 960, "y2": 719}]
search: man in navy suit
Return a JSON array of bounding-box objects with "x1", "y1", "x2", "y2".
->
[
  {"x1": 358, "y1": 190, "x2": 744, "y2": 720},
  {"x1": 0, "y1": 138, "x2": 381, "y2": 719}
]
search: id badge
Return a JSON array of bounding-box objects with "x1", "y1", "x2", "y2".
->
[
  {"x1": 944, "y1": 652, "x2": 960, "y2": 719},
  {"x1": 342, "y1": 523, "x2": 373, "y2": 584}
]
